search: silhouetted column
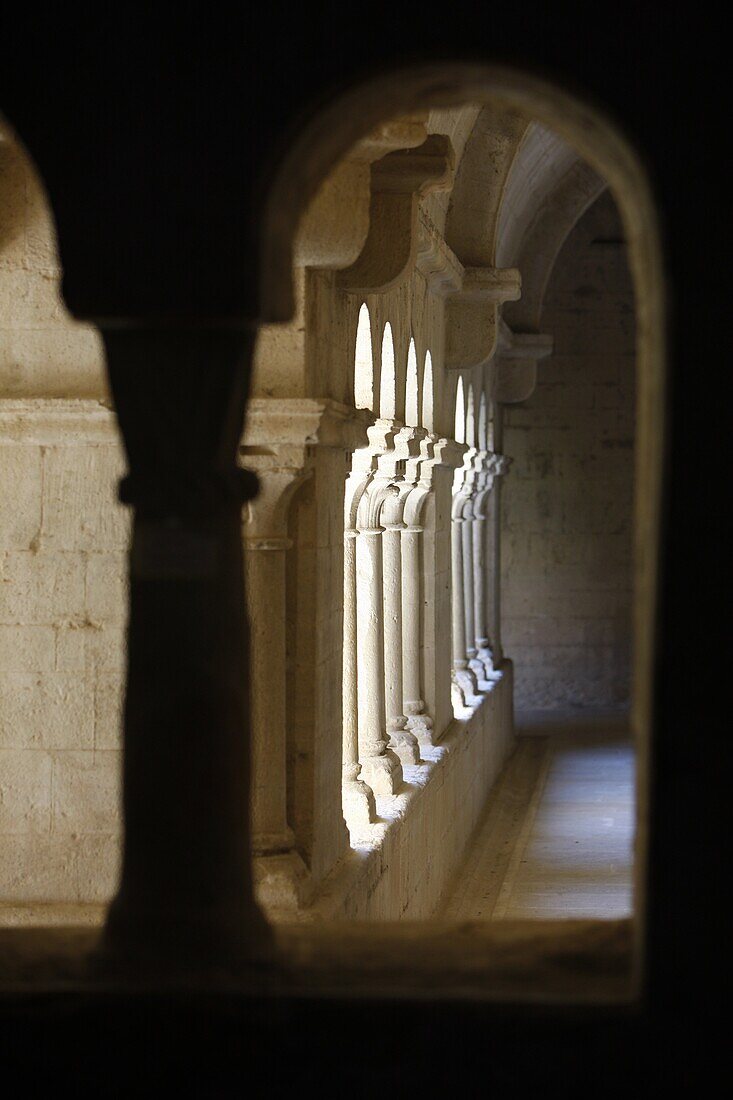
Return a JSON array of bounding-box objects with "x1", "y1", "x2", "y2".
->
[{"x1": 101, "y1": 328, "x2": 271, "y2": 967}]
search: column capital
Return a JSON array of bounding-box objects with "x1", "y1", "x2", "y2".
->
[
  {"x1": 445, "y1": 267, "x2": 522, "y2": 372},
  {"x1": 432, "y1": 437, "x2": 468, "y2": 470},
  {"x1": 494, "y1": 324, "x2": 554, "y2": 404},
  {"x1": 244, "y1": 397, "x2": 373, "y2": 453}
]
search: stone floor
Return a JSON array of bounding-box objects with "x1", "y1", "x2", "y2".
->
[{"x1": 440, "y1": 728, "x2": 635, "y2": 920}]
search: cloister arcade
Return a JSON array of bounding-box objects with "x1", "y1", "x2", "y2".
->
[{"x1": 0, "y1": 61, "x2": 664, "y2": 1013}]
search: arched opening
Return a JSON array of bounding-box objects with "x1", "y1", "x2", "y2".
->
[
  {"x1": 405, "y1": 338, "x2": 419, "y2": 426},
  {"x1": 421, "y1": 350, "x2": 434, "y2": 431},
  {"x1": 478, "y1": 392, "x2": 488, "y2": 450},
  {"x1": 454, "y1": 375, "x2": 465, "y2": 444},
  {"x1": 379, "y1": 321, "x2": 396, "y2": 420},
  {"x1": 0, "y1": 60, "x2": 666, "y2": 1006},
  {"x1": 354, "y1": 303, "x2": 374, "y2": 410},
  {"x1": 251, "y1": 60, "x2": 664, "y2": 1000}
]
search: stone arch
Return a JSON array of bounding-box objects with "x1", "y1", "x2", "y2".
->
[
  {"x1": 478, "y1": 391, "x2": 488, "y2": 449},
  {"x1": 354, "y1": 302, "x2": 375, "y2": 411},
  {"x1": 0, "y1": 116, "x2": 104, "y2": 397},
  {"x1": 454, "y1": 375, "x2": 466, "y2": 445},
  {"x1": 379, "y1": 321, "x2": 397, "y2": 420},
  {"x1": 405, "y1": 337, "x2": 419, "y2": 427},
  {"x1": 465, "y1": 383, "x2": 476, "y2": 448},
  {"x1": 258, "y1": 65, "x2": 666, "y2": 983},
  {"x1": 421, "y1": 349, "x2": 435, "y2": 432}
]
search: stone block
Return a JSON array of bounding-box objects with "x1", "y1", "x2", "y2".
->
[
  {"x1": 0, "y1": 672, "x2": 94, "y2": 750},
  {"x1": 0, "y1": 550, "x2": 85, "y2": 624},
  {"x1": 0, "y1": 444, "x2": 42, "y2": 549},
  {"x1": 41, "y1": 444, "x2": 129, "y2": 551},
  {"x1": 51, "y1": 750, "x2": 121, "y2": 835},
  {"x1": 0, "y1": 624, "x2": 55, "y2": 671},
  {"x1": 0, "y1": 747, "x2": 53, "y2": 834},
  {"x1": 85, "y1": 551, "x2": 129, "y2": 622}
]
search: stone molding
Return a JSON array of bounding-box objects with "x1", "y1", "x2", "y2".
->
[
  {"x1": 336, "y1": 135, "x2": 455, "y2": 295},
  {"x1": 0, "y1": 399, "x2": 118, "y2": 444},
  {"x1": 494, "y1": 323, "x2": 554, "y2": 404}
]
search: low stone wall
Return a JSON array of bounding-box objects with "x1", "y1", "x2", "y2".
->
[{"x1": 271, "y1": 666, "x2": 514, "y2": 922}]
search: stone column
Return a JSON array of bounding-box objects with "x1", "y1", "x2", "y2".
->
[
  {"x1": 382, "y1": 497, "x2": 421, "y2": 767},
  {"x1": 355, "y1": 480, "x2": 404, "y2": 796},
  {"x1": 243, "y1": 398, "x2": 370, "y2": 890},
  {"x1": 451, "y1": 482, "x2": 483, "y2": 710},
  {"x1": 241, "y1": 453, "x2": 311, "y2": 905},
  {"x1": 343, "y1": 524, "x2": 377, "y2": 827},
  {"x1": 488, "y1": 406, "x2": 512, "y2": 668},
  {"x1": 101, "y1": 328, "x2": 271, "y2": 968},
  {"x1": 473, "y1": 453, "x2": 500, "y2": 681}
]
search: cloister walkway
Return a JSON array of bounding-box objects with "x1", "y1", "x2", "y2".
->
[{"x1": 440, "y1": 725, "x2": 635, "y2": 920}]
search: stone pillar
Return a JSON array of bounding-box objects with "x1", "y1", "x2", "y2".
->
[
  {"x1": 243, "y1": 398, "x2": 369, "y2": 892},
  {"x1": 101, "y1": 328, "x2": 271, "y2": 967},
  {"x1": 400, "y1": 431, "x2": 441, "y2": 745},
  {"x1": 461, "y1": 492, "x2": 481, "y2": 683},
  {"x1": 243, "y1": 468, "x2": 306, "y2": 850},
  {"x1": 473, "y1": 453, "x2": 500, "y2": 680},
  {"x1": 382, "y1": 500, "x2": 421, "y2": 766},
  {"x1": 488, "y1": 407, "x2": 512, "y2": 668},
  {"x1": 343, "y1": 526, "x2": 377, "y2": 827},
  {"x1": 355, "y1": 481, "x2": 404, "y2": 795},
  {"x1": 451, "y1": 484, "x2": 483, "y2": 710}
]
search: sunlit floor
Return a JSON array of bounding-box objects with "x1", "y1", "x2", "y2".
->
[{"x1": 441, "y1": 728, "x2": 635, "y2": 920}]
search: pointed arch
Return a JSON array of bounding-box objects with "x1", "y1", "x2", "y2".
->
[
  {"x1": 454, "y1": 376, "x2": 465, "y2": 445},
  {"x1": 379, "y1": 321, "x2": 397, "y2": 419},
  {"x1": 478, "y1": 391, "x2": 488, "y2": 449},
  {"x1": 466, "y1": 383, "x2": 476, "y2": 447},
  {"x1": 405, "y1": 337, "x2": 419, "y2": 426},
  {"x1": 421, "y1": 350, "x2": 435, "y2": 432},
  {"x1": 354, "y1": 303, "x2": 374, "y2": 411}
]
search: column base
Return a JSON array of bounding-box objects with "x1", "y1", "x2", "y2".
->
[
  {"x1": 253, "y1": 849, "x2": 313, "y2": 912},
  {"x1": 388, "y1": 723, "x2": 422, "y2": 765},
  {"x1": 360, "y1": 749, "x2": 404, "y2": 795},
  {"x1": 342, "y1": 775, "x2": 377, "y2": 829},
  {"x1": 452, "y1": 667, "x2": 484, "y2": 709},
  {"x1": 477, "y1": 643, "x2": 503, "y2": 683},
  {"x1": 405, "y1": 711, "x2": 435, "y2": 747}
]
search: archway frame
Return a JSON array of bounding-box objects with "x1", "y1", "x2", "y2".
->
[{"x1": 261, "y1": 62, "x2": 665, "y2": 998}]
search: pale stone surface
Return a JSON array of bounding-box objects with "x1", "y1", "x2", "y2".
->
[
  {"x1": 441, "y1": 728, "x2": 633, "y2": 920},
  {"x1": 0, "y1": 104, "x2": 645, "y2": 941},
  {"x1": 0, "y1": 404, "x2": 127, "y2": 902},
  {"x1": 502, "y1": 192, "x2": 634, "y2": 713}
]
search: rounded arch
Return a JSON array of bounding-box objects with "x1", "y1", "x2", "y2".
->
[
  {"x1": 379, "y1": 321, "x2": 397, "y2": 420},
  {"x1": 405, "y1": 337, "x2": 419, "y2": 426},
  {"x1": 354, "y1": 302, "x2": 374, "y2": 410},
  {"x1": 454, "y1": 375, "x2": 466, "y2": 445},
  {"x1": 259, "y1": 69, "x2": 665, "y2": 983}
]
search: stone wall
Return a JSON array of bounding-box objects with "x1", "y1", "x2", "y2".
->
[
  {"x1": 502, "y1": 192, "x2": 635, "y2": 715},
  {"x1": 0, "y1": 402, "x2": 126, "y2": 902}
]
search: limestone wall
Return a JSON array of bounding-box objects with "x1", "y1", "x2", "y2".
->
[
  {"x1": 502, "y1": 192, "x2": 635, "y2": 715},
  {"x1": 0, "y1": 402, "x2": 127, "y2": 902}
]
